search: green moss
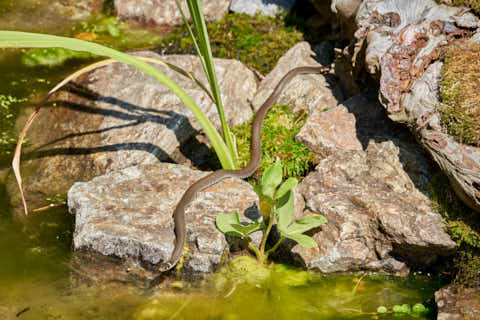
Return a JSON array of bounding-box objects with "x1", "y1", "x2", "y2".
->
[
  {"x1": 158, "y1": 13, "x2": 303, "y2": 74},
  {"x1": 231, "y1": 104, "x2": 315, "y2": 179},
  {"x1": 429, "y1": 172, "x2": 480, "y2": 286},
  {"x1": 439, "y1": 42, "x2": 480, "y2": 146}
]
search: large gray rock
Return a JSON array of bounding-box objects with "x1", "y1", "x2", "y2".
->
[
  {"x1": 352, "y1": 0, "x2": 480, "y2": 213},
  {"x1": 252, "y1": 42, "x2": 344, "y2": 114},
  {"x1": 114, "y1": 0, "x2": 229, "y2": 28},
  {"x1": 8, "y1": 52, "x2": 255, "y2": 217},
  {"x1": 289, "y1": 92, "x2": 456, "y2": 273},
  {"x1": 230, "y1": 0, "x2": 295, "y2": 16},
  {"x1": 68, "y1": 163, "x2": 259, "y2": 277}
]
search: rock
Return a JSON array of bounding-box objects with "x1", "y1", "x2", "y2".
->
[
  {"x1": 289, "y1": 92, "x2": 457, "y2": 273},
  {"x1": 0, "y1": 0, "x2": 103, "y2": 33},
  {"x1": 350, "y1": 0, "x2": 480, "y2": 213},
  {"x1": 229, "y1": 0, "x2": 295, "y2": 17},
  {"x1": 68, "y1": 163, "x2": 260, "y2": 278},
  {"x1": 52, "y1": 0, "x2": 104, "y2": 20},
  {"x1": 252, "y1": 42, "x2": 344, "y2": 114},
  {"x1": 435, "y1": 285, "x2": 480, "y2": 320},
  {"x1": 114, "y1": 0, "x2": 229, "y2": 28},
  {"x1": 7, "y1": 51, "x2": 255, "y2": 217},
  {"x1": 328, "y1": 0, "x2": 362, "y2": 39}
]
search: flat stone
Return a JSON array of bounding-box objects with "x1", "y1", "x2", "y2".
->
[
  {"x1": 114, "y1": 0, "x2": 229, "y2": 28},
  {"x1": 68, "y1": 163, "x2": 260, "y2": 276},
  {"x1": 8, "y1": 52, "x2": 255, "y2": 217},
  {"x1": 230, "y1": 0, "x2": 295, "y2": 16},
  {"x1": 252, "y1": 42, "x2": 344, "y2": 114}
]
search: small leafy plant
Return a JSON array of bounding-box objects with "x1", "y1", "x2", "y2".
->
[{"x1": 216, "y1": 159, "x2": 326, "y2": 264}]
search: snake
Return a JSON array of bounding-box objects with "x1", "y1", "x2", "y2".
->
[{"x1": 160, "y1": 66, "x2": 328, "y2": 272}]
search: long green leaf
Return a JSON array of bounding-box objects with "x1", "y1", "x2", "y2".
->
[
  {"x1": 0, "y1": 31, "x2": 235, "y2": 169},
  {"x1": 185, "y1": 0, "x2": 237, "y2": 167}
]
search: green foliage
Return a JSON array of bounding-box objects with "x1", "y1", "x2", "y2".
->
[
  {"x1": 429, "y1": 171, "x2": 480, "y2": 287},
  {"x1": 215, "y1": 160, "x2": 326, "y2": 264},
  {"x1": 157, "y1": 13, "x2": 303, "y2": 74},
  {"x1": 232, "y1": 104, "x2": 315, "y2": 179}
]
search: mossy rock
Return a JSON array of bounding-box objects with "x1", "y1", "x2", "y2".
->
[{"x1": 438, "y1": 41, "x2": 480, "y2": 146}]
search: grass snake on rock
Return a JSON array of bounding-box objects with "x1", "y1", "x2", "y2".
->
[{"x1": 159, "y1": 65, "x2": 328, "y2": 272}]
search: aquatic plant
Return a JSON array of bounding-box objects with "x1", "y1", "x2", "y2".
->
[{"x1": 216, "y1": 159, "x2": 326, "y2": 264}]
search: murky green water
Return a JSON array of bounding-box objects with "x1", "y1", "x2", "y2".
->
[{"x1": 0, "y1": 2, "x2": 444, "y2": 319}]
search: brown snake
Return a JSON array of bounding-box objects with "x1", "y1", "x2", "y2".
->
[{"x1": 159, "y1": 66, "x2": 327, "y2": 272}]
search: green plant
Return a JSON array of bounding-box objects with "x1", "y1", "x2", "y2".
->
[
  {"x1": 216, "y1": 159, "x2": 326, "y2": 264},
  {"x1": 0, "y1": 0, "x2": 244, "y2": 214}
]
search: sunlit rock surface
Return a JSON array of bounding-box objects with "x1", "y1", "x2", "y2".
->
[
  {"x1": 68, "y1": 163, "x2": 260, "y2": 277},
  {"x1": 252, "y1": 42, "x2": 344, "y2": 114},
  {"x1": 291, "y1": 92, "x2": 456, "y2": 273},
  {"x1": 230, "y1": 0, "x2": 295, "y2": 16},
  {"x1": 7, "y1": 51, "x2": 255, "y2": 217},
  {"x1": 114, "y1": 0, "x2": 229, "y2": 28}
]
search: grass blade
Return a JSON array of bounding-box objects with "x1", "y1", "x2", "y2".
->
[{"x1": 185, "y1": 0, "x2": 237, "y2": 167}]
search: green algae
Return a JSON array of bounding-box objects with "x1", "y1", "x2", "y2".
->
[{"x1": 135, "y1": 264, "x2": 441, "y2": 320}]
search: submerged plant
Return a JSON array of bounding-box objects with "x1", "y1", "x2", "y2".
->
[{"x1": 216, "y1": 159, "x2": 326, "y2": 264}]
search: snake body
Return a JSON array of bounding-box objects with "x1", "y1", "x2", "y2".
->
[{"x1": 161, "y1": 66, "x2": 327, "y2": 271}]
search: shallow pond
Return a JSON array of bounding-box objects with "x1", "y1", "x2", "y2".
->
[
  {"x1": 0, "y1": 201, "x2": 442, "y2": 320},
  {"x1": 0, "y1": 2, "x2": 444, "y2": 319}
]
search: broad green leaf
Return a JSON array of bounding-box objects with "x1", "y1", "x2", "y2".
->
[
  {"x1": 231, "y1": 222, "x2": 265, "y2": 236},
  {"x1": 261, "y1": 184, "x2": 276, "y2": 200},
  {"x1": 286, "y1": 214, "x2": 327, "y2": 235},
  {"x1": 284, "y1": 233, "x2": 318, "y2": 249},
  {"x1": 275, "y1": 177, "x2": 298, "y2": 199},
  {"x1": 277, "y1": 190, "x2": 294, "y2": 233},
  {"x1": 216, "y1": 212, "x2": 243, "y2": 237},
  {"x1": 261, "y1": 158, "x2": 282, "y2": 189},
  {"x1": 0, "y1": 31, "x2": 236, "y2": 170}
]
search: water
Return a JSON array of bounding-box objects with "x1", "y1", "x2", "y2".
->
[{"x1": 0, "y1": 2, "x2": 443, "y2": 319}]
